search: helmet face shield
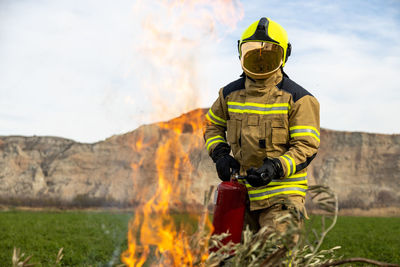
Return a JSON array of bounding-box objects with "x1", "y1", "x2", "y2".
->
[{"x1": 240, "y1": 42, "x2": 283, "y2": 79}]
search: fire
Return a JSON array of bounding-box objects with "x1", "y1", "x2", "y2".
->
[
  {"x1": 121, "y1": 1, "x2": 243, "y2": 266},
  {"x1": 122, "y1": 109, "x2": 212, "y2": 266}
]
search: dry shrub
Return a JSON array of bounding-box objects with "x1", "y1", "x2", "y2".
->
[{"x1": 203, "y1": 185, "x2": 341, "y2": 267}]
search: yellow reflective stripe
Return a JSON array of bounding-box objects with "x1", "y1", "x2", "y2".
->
[
  {"x1": 227, "y1": 108, "x2": 288, "y2": 115},
  {"x1": 285, "y1": 155, "x2": 296, "y2": 175},
  {"x1": 205, "y1": 135, "x2": 224, "y2": 142},
  {"x1": 206, "y1": 140, "x2": 225, "y2": 151},
  {"x1": 289, "y1": 125, "x2": 320, "y2": 136},
  {"x1": 227, "y1": 101, "x2": 290, "y2": 115},
  {"x1": 290, "y1": 126, "x2": 320, "y2": 143},
  {"x1": 227, "y1": 102, "x2": 290, "y2": 108},
  {"x1": 205, "y1": 113, "x2": 225, "y2": 127},
  {"x1": 208, "y1": 109, "x2": 226, "y2": 123},
  {"x1": 268, "y1": 180, "x2": 307, "y2": 186},
  {"x1": 280, "y1": 156, "x2": 291, "y2": 177},
  {"x1": 248, "y1": 184, "x2": 307, "y2": 194},
  {"x1": 205, "y1": 135, "x2": 225, "y2": 145},
  {"x1": 205, "y1": 135, "x2": 226, "y2": 151},
  {"x1": 248, "y1": 185, "x2": 308, "y2": 201},
  {"x1": 291, "y1": 132, "x2": 320, "y2": 142}
]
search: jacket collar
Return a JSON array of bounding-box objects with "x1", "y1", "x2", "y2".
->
[{"x1": 244, "y1": 69, "x2": 283, "y2": 95}]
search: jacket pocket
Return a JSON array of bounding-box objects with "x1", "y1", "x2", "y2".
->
[
  {"x1": 271, "y1": 120, "x2": 288, "y2": 144},
  {"x1": 227, "y1": 119, "x2": 242, "y2": 160},
  {"x1": 227, "y1": 120, "x2": 237, "y2": 144}
]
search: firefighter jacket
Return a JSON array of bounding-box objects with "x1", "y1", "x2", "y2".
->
[{"x1": 204, "y1": 69, "x2": 320, "y2": 211}]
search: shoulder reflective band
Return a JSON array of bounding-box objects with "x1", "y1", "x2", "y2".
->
[
  {"x1": 240, "y1": 172, "x2": 307, "y2": 188},
  {"x1": 280, "y1": 154, "x2": 296, "y2": 177},
  {"x1": 227, "y1": 102, "x2": 290, "y2": 115},
  {"x1": 205, "y1": 108, "x2": 227, "y2": 127},
  {"x1": 248, "y1": 185, "x2": 307, "y2": 201},
  {"x1": 289, "y1": 126, "x2": 320, "y2": 142},
  {"x1": 205, "y1": 135, "x2": 226, "y2": 152}
]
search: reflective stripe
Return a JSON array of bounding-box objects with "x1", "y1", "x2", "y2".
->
[
  {"x1": 268, "y1": 176, "x2": 307, "y2": 186},
  {"x1": 287, "y1": 172, "x2": 307, "y2": 178},
  {"x1": 291, "y1": 132, "x2": 320, "y2": 142},
  {"x1": 207, "y1": 109, "x2": 227, "y2": 126},
  {"x1": 280, "y1": 155, "x2": 295, "y2": 177},
  {"x1": 227, "y1": 102, "x2": 290, "y2": 115},
  {"x1": 280, "y1": 156, "x2": 291, "y2": 176},
  {"x1": 228, "y1": 102, "x2": 290, "y2": 108},
  {"x1": 285, "y1": 155, "x2": 296, "y2": 175},
  {"x1": 229, "y1": 105, "x2": 288, "y2": 111},
  {"x1": 248, "y1": 185, "x2": 307, "y2": 201},
  {"x1": 205, "y1": 135, "x2": 226, "y2": 151},
  {"x1": 289, "y1": 126, "x2": 320, "y2": 142},
  {"x1": 249, "y1": 185, "x2": 307, "y2": 196},
  {"x1": 290, "y1": 125, "x2": 320, "y2": 136},
  {"x1": 205, "y1": 113, "x2": 225, "y2": 127}
]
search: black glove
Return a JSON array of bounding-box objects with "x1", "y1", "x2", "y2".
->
[
  {"x1": 211, "y1": 143, "x2": 240, "y2": 181},
  {"x1": 246, "y1": 158, "x2": 283, "y2": 187}
]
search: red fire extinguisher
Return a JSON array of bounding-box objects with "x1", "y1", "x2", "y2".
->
[{"x1": 211, "y1": 173, "x2": 247, "y2": 251}]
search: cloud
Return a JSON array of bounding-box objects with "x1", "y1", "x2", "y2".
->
[
  {"x1": 282, "y1": 3, "x2": 400, "y2": 134},
  {"x1": 207, "y1": 0, "x2": 400, "y2": 134},
  {"x1": 0, "y1": 0, "x2": 140, "y2": 141},
  {"x1": 0, "y1": 0, "x2": 399, "y2": 142}
]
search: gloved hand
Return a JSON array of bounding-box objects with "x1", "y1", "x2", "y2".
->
[
  {"x1": 211, "y1": 143, "x2": 240, "y2": 181},
  {"x1": 246, "y1": 158, "x2": 283, "y2": 187}
]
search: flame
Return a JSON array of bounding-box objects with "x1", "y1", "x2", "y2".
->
[
  {"x1": 121, "y1": 1, "x2": 243, "y2": 266},
  {"x1": 122, "y1": 110, "x2": 213, "y2": 266}
]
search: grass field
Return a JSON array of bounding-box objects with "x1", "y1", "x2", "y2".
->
[
  {"x1": 0, "y1": 210, "x2": 399, "y2": 266},
  {"x1": 0, "y1": 210, "x2": 131, "y2": 266},
  {"x1": 306, "y1": 215, "x2": 400, "y2": 264}
]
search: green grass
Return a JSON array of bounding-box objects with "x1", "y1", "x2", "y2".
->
[
  {"x1": 0, "y1": 210, "x2": 399, "y2": 266},
  {"x1": 0, "y1": 210, "x2": 131, "y2": 266},
  {"x1": 305, "y1": 215, "x2": 400, "y2": 264}
]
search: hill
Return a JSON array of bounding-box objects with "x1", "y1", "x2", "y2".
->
[{"x1": 0, "y1": 109, "x2": 399, "y2": 215}]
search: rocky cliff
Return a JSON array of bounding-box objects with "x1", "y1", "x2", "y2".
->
[{"x1": 0, "y1": 109, "x2": 399, "y2": 215}]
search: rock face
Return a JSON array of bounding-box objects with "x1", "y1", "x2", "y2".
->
[
  {"x1": 308, "y1": 129, "x2": 400, "y2": 213},
  {"x1": 0, "y1": 109, "x2": 399, "y2": 215}
]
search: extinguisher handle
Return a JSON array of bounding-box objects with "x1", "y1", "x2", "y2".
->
[
  {"x1": 230, "y1": 169, "x2": 239, "y2": 182},
  {"x1": 230, "y1": 169, "x2": 247, "y2": 182}
]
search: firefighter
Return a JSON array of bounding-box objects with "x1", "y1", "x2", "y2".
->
[{"x1": 204, "y1": 17, "x2": 320, "y2": 245}]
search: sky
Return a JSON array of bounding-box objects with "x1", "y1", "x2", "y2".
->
[{"x1": 0, "y1": 0, "x2": 399, "y2": 143}]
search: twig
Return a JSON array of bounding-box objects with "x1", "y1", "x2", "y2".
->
[
  {"x1": 12, "y1": 247, "x2": 37, "y2": 267},
  {"x1": 305, "y1": 186, "x2": 339, "y2": 266},
  {"x1": 260, "y1": 247, "x2": 287, "y2": 267},
  {"x1": 319, "y1": 257, "x2": 400, "y2": 267},
  {"x1": 54, "y1": 248, "x2": 64, "y2": 266}
]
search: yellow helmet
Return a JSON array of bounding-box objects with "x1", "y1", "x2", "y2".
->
[{"x1": 238, "y1": 17, "x2": 291, "y2": 67}]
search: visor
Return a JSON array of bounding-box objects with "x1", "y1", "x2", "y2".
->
[{"x1": 241, "y1": 42, "x2": 283, "y2": 79}]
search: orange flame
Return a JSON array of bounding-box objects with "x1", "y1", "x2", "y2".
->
[
  {"x1": 121, "y1": 110, "x2": 213, "y2": 266},
  {"x1": 121, "y1": 1, "x2": 243, "y2": 266}
]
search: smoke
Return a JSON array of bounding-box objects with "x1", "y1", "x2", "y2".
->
[{"x1": 130, "y1": 0, "x2": 243, "y2": 124}]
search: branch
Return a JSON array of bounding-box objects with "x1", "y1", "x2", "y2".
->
[
  {"x1": 319, "y1": 257, "x2": 400, "y2": 267},
  {"x1": 260, "y1": 247, "x2": 287, "y2": 267},
  {"x1": 305, "y1": 186, "x2": 339, "y2": 266}
]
